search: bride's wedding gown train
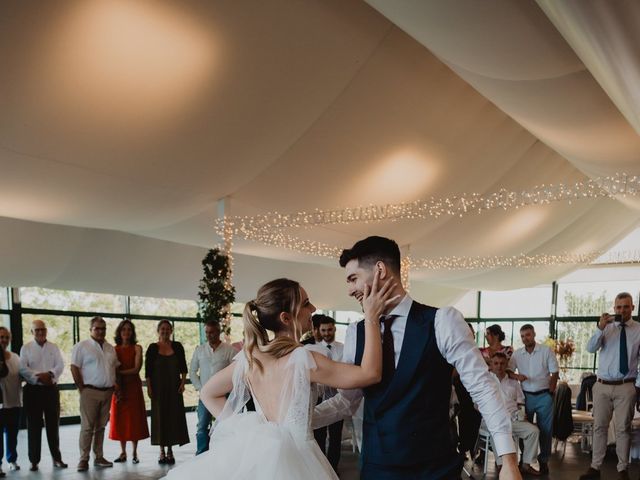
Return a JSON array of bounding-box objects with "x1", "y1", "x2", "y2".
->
[{"x1": 162, "y1": 346, "x2": 338, "y2": 479}]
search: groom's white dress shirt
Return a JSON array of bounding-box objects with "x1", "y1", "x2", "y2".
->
[{"x1": 312, "y1": 295, "x2": 516, "y2": 456}]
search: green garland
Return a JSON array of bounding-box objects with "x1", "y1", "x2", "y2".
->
[{"x1": 196, "y1": 248, "x2": 236, "y2": 335}]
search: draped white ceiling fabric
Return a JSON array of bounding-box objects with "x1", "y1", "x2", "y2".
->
[{"x1": 1, "y1": 0, "x2": 639, "y2": 309}]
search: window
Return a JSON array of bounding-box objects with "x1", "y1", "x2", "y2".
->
[
  {"x1": 556, "y1": 320, "x2": 597, "y2": 384},
  {"x1": 21, "y1": 287, "x2": 127, "y2": 313},
  {"x1": 129, "y1": 295, "x2": 198, "y2": 317},
  {"x1": 480, "y1": 286, "x2": 552, "y2": 318},
  {"x1": 0, "y1": 287, "x2": 9, "y2": 310}
]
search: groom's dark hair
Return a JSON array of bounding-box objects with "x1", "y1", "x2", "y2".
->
[{"x1": 339, "y1": 236, "x2": 401, "y2": 274}]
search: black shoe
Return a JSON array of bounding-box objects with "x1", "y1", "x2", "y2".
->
[
  {"x1": 538, "y1": 462, "x2": 549, "y2": 475},
  {"x1": 53, "y1": 459, "x2": 68, "y2": 469},
  {"x1": 114, "y1": 454, "x2": 127, "y2": 463},
  {"x1": 578, "y1": 467, "x2": 600, "y2": 480},
  {"x1": 166, "y1": 454, "x2": 175, "y2": 465},
  {"x1": 132, "y1": 456, "x2": 140, "y2": 464},
  {"x1": 158, "y1": 455, "x2": 167, "y2": 465},
  {"x1": 30, "y1": 464, "x2": 39, "y2": 472}
]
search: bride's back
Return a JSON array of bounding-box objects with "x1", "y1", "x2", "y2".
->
[{"x1": 246, "y1": 350, "x2": 297, "y2": 423}]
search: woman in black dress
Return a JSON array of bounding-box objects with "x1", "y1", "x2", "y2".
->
[{"x1": 145, "y1": 320, "x2": 189, "y2": 465}]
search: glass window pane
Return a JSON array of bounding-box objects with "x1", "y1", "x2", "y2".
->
[
  {"x1": 557, "y1": 279, "x2": 640, "y2": 317},
  {"x1": 22, "y1": 314, "x2": 75, "y2": 384},
  {"x1": 60, "y1": 390, "x2": 81, "y2": 417},
  {"x1": 453, "y1": 291, "x2": 478, "y2": 319},
  {"x1": 21, "y1": 287, "x2": 126, "y2": 313},
  {"x1": 480, "y1": 286, "x2": 552, "y2": 318},
  {"x1": 0, "y1": 287, "x2": 9, "y2": 310},
  {"x1": 0, "y1": 314, "x2": 9, "y2": 331},
  {"x1": 129, "y1": 296, "x2": 197, "y2": 317},
  {"x1": 511, "y1": 321, "x2": 550, "y2": 351},
  {"x1": 556, "y1": 320, "x2": 597, "y2": 384}
]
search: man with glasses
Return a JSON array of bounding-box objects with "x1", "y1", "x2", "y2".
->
[
  {"x1": 19, "y1": 319, "x2": 67, "y2": 472},
  {"x1": 70, "y1": 317, "x2": 119, "y2": 472}
]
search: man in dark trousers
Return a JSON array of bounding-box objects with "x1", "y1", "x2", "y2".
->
[{"x1": 313, "y1": 236, "x2": 520, "y2": 479}]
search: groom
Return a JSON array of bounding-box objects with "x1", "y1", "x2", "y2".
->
[{"x1": 313, "y1": 236, "x2": 520, "y2": 479}]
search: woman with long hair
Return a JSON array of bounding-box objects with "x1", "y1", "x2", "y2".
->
[
  {"x1": 108, "y1": 320, "x2": 149, "y2": 464},
  {"x1": 163, "y1": 274, "x2": 395, "y2": 479}
]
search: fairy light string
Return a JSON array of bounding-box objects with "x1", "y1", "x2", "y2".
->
[{"x1": 214, "y1": 173, "x2": 640, "y2": 270}]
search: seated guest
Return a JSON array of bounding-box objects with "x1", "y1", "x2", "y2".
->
[
  {"x1": 109, "y1": 320, "x2": 149, "y2": 463},
  {"x1": 490, "y1": 352, "x2": 540, "y2": 476},
  {"x1": 480, "y1": 324, "x2": 513, "y2": 365},
  {"x1": 0, "y1": 328, "x2": 21, "y2": 475},
  {"x1": 19, "y1": 320, "x2": 67, "y2": 472}
]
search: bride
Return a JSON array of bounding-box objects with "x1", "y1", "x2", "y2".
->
[{"x1": 163, "y1": 273, "x2": 396, "y2": 479}]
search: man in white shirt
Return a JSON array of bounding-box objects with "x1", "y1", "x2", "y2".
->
[
  {"x1": 511, "y1": 324, "x2": 559, "y2": 475},
  {"x1": 189, "y1": 320, "x2": 236, "y2": 455},
  {"x1": 490, "y1": 352, "x2": 540, "y2": 476},
  {"x1": 70, "y1": 317, "x2": 119, "y2": 472},
  {"x1": 315, "y1": 314, "x2": 344, "y2": 472},
  {"x1": 580, "y1": 292, "x2": 639, "y2": 480},
  {"x1": 19, "y1": 319, "x2": 67, "y2": 472},
  {"x1": 312, "y1": 236, "x2": 519, "y2": 479},
  {"x1": 0, "y1": 327, "x2": 23, "y2": 474}
]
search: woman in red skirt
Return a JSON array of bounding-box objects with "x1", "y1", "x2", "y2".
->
[{"x1": 109, "y1": 320, "x2": 150, "y2": 463}]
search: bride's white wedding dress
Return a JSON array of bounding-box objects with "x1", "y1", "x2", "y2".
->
[{"x1": 163, "y1": 346, "x2": 338, "y2": 479}]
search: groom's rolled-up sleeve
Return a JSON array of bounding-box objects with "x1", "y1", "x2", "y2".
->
[
  {"x1": 312, "y1": 322, "x2": 363, "y2": 429},
  {"x1": 435, "y1": 307, "x2": 516, "y2": 457}
]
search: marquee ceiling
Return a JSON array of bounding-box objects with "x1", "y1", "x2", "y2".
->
[{"x1": 1, "y1": 0, "x2": 639, "y2": 309}]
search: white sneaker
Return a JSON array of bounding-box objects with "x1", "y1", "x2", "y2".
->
[{"x1": 8, "y1": 463, "x2": 19, "y2": 471}]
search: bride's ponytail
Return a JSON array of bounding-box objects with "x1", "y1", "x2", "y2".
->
[{"x1": 242, "y1": 279, "x2": 303, "y2": 372}]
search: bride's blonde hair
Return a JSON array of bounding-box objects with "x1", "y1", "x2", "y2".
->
[{"x1": 243, "y1": 278, "x2": 304, "y2": 372}]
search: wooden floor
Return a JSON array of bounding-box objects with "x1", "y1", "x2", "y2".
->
[{"x1": 0, "y1": 414, "x2": 634, "y2": 479}]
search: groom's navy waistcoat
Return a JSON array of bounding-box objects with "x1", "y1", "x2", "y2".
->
[{"x1": 355, "y1": 301, "x2": 454, "y2": 467}]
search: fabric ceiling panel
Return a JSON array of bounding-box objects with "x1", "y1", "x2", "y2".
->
[{"x1": 537, "y1": 0, "x2": 640, "y2": 136}]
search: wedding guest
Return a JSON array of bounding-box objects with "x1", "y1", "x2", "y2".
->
[
  {"x1": 580, "y1": 292, "x2": 639, "y2": 480},
  {"x1": 19, "y1": 319, "x2": 67, "y2": 472},
  {"x1": 71, "y1": 317, "x2": 119, "y2": 472},
  {"x1": 146, "y1": 320, "x2": 189, "y2": 464},
  {"x1": 480, "y1": 324, "x2": 513, "y2": 365},
  {"x1": 511, "y1": 324, "x2": 559, "y2": 475},
  {"x1": 0, "y1": 328, "x2": 21, "y2": 475},
  {"x1": 109, "y1": 320, "x2": 149, "y2": 464},
  {"x1": 189, "y1": 320, "x2": 235, "y2": 455},
  {"x1": 315, "y1": 314, "x2": 344, "y2": 473},
  {"x1": 490, "y1": 352, "x2": 540, "y2": 476},
  {"x1": 301, "y1": 314, "x2": 324, "y2": 345}
]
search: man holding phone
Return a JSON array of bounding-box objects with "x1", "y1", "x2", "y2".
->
[{"x1": 580, "y1": 292, "x2": 639, "y2": 480}]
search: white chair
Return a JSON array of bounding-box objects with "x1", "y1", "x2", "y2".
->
[
  {"x1": 555, "y1": 410, "x2": 593, "y2": 457},
  {"x1": 474, "y1": 424, "x2": 493, "y2": 477}
]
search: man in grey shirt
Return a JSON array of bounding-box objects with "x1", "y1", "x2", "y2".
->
[
  {"x1": 580, "y1": 292, "x2": 639, "y2": 480},
  {"x1": 189, "y1": 320, "x2": 236, "y2": 454}
]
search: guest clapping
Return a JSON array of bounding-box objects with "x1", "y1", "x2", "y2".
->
[
  {"x1": 0, "y1": 328, "x2": 21, "y2": 475},
  {"x1": 19, "y1": 320, "x2": 67, "y2": 472},
  {"x1": 71, "y1": 317, "x2": 119, "y2": 472},
  {"x1": 109, "y1": 320, "x2": 149, "y2": 464},
  {"x1": 146, "y1": 320, "x2": 189, "y2": 465}
]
